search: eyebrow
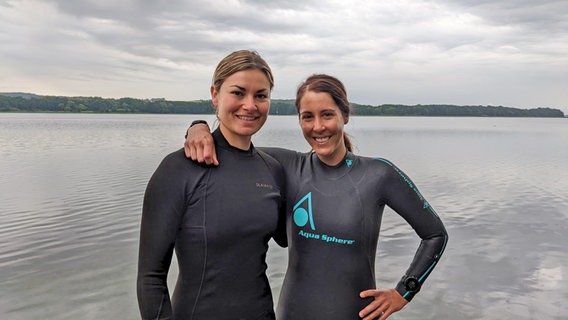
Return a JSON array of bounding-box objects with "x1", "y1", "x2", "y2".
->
[{"x1": 229, "y1": 85, "x2": 269, "y2": 93}]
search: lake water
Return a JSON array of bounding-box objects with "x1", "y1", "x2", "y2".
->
[{"x1": 1, "y1": 113, "x2": 567, "y2": 319}]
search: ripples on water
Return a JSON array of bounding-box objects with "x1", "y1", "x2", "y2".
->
[{"x1": 1, "y1": 114, "x2": 567, "y2": 319}]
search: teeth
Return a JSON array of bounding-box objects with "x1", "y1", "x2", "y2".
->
[
  {"x1": 237, "y1": 116, "x2": 255, "y2": 121},
  {"x1": 314, "y1": 137, "x2": 330, "y2": 143}
]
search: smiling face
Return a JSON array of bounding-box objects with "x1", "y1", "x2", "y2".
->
[
  {"x1": 211, "y1": 69, "x2": 271, "y2": 150},
  {"x1": 298, "y1": 90, "x2": 348, "y2": 166}
]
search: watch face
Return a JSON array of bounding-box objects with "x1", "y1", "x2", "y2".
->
[{"x1": 405, "y1": 277, "x2": 419, "y2": 291}]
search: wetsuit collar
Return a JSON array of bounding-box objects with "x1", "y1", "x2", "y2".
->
[
  {"x1": 310, "y1": 151, "x2": 355, "y2": 179},
  {"x1": 213, "y1": 128, "x2": 256, "y2": 156}
]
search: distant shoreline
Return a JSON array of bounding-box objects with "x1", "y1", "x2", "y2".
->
[{"x1": 1, "y1": 93, "x2": 565, "y2": 118}]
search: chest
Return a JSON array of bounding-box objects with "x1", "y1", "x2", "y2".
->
[
  {"x1": 184, "y1": 156, "x2": 282, "y2": 243},
  {"x1": 290, "y1": 179, "x2": 379, "y2": 248},
  {"x1": 285, "y1": 157, "x2": 388, "y2": 247}
]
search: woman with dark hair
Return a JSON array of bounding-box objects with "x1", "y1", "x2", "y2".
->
[{"x1": 185, "y1": 74, "x2": 448, "y2": 320}]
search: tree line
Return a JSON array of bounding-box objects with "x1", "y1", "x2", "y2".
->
[{"x1": 0, "y1": 93, "x2": 564, "y2": 117}]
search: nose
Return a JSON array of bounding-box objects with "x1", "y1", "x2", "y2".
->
[
  {"x1": 313, "y1": 116, "x2": 325, "y2": 132},
  {"x1": 242, "y1": 94, "x2": 257, "y2": 111}
]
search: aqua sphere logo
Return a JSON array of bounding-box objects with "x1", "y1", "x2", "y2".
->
[
  {"x1": 293, "y1": 192, "x2": 355, "y2": 245},
  {"x1": 293, "y1": 192, "x2": 316, "y2": 230}
]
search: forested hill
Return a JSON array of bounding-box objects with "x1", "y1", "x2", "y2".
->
[{"x1": 0, "y1": 93, "x2": 564, "y2": 117}]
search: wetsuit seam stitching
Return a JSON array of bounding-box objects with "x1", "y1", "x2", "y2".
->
[{"x1": 190, "y1": 169, "x2": 211, "y2": 319}]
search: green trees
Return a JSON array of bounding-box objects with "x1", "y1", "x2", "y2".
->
[
  {"x1": 0, "y1": 94, "x2": 564, "y2": 117},
  {"x1": 351, "y1": 103, "x2": 565, "y2": 117},
  {"x1": 0, "y1": 95, "x2": 215, "y2": 114}
]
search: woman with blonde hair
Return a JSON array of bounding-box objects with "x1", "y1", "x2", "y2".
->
[{"x1": 137, "y1": 50, "x2": 286, "y2": 320}]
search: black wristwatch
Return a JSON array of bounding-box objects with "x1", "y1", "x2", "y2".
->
[
  {"x1": 185, "y1": 120, "x2": 209, "y2": 138},
  {"x1": 190, "y1": 120, "x2": 209, "y2": 127},
  {"x1": 403, "y1": 276, "x2": 421, "y2": 292}
]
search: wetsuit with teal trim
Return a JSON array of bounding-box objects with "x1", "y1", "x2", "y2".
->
[
  {"x1": 137, "y1": 129, "x2": 287, "y2": 320},
  {"x1": 259, "y1": 148, "x2": 448, "y2": 320}
]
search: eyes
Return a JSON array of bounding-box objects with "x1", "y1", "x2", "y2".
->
[
  {"x1": 300, "y1": 110, "x2": 337, "y2": 121},
  {"x1": 230, "y1": 89, "x2": 269, "y2": 100}
]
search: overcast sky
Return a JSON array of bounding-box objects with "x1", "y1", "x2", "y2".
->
[{"x1": 1, "y1": 0, "x2": 567, "y2": 112}]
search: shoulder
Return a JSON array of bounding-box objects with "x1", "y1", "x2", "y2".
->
[
  {"x1": 161, "y1": 148, "x2": 186, "y2": 163},
  {"x1": 256, "y1": 148, "x2": 281, "y2": 166},
  {"x1": 258, "y1": 147, "x2": 305, "y2": 164},
  {"x1": 360, "y1": 157, "x2": 419, "y2": 191},
  {"x1": 348, "y1": 155, "x2": 405, "y2": 184},
  {"x1": 159, "y1": 148, "x2": 199, "y2": 169},
  {"x1": 354, "y1": 155, "x2": 397, "y2": 170},
  {"x1": 147, "y1": 149, "x2": 212, "y2": 203},
  {"x1": 152, "y1": 148, "x2": 208, "y2": 182},
  {"x1": 256, "y1": 148, "x2": 287, "y2": 178}
]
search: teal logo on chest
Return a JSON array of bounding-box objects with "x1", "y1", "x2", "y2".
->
[{"x1": 293, "y1": 192, "x2": 355, "y2": 246}]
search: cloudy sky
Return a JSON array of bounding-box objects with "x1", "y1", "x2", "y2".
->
[{"x1": 1, "y1": 0, "x2": 567, "y2": 112}]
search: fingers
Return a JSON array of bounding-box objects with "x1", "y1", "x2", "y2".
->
[
  {"x1": 197, "y1": 135, "x2": 216, "y2": 165},
  {"x1": 358, "y1": 289, "x2": 397, "y2": 320},
  {"x1": 359, "y1": 289, "x2": 378, "y2": 298},
  {"x1": 360, "y1": 303, "x2": 391, "y2": 320},
  {"x1": 380, "y1": 309, "x2": 393, "y2": 320},
  {"x1": 184, "y1": 129, "x2": 193, "y2": 159},
  {"x1": 199, "y1": 140, "x2": 214, "y2": 165},
  {"x1": 205, "y1": 144, "x2": 219, "y2": 166},
  {"x1": 359, "y1": 291, "x2": 382, "y2": 319},
  {"x1": 184, "y1": 128, "x2": 219, "y2": 165},
  {"x1": 184, "y1": 138, "x2": 202, "y2": 162},
  {"x1": 364, "y1": 308, "x2": 391, "y2": 320},
  {"x1": 184, "y1": 123, "x2": 218, "y2": 165}
]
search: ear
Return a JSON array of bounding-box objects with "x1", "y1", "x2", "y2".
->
[
  {"x1": 344, "y1": 114, "x2": 349, "y2": 125},
  {"x1": 210, "y1": 86, "x2": 218, "y2": 108}
]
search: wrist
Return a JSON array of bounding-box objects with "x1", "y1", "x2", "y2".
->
[
  {"x1": 190, "y1": 120, "x2": 209, "y2": 127},
  {"x1": 396, "y1": 275, "x2": 421, "y2": 302},
  {"x1": 186, "y1": 120, "x2": 209, "y2": 138}
]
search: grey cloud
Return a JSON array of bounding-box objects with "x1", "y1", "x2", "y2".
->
[
  {"x1": 1, "y1": 0, "x2": 566, "y2": 111},
  {"x1": 442, "y1": 0, "x2": 568, "y2": 31}
]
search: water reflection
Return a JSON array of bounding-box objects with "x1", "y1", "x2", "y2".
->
[{"x1": 0, "y1": 114, "x2": 567, "y2": 319}]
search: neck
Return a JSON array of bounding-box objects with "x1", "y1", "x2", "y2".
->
[
  {"x1": 316, "y1": 146, "x2": 347, "y2": 167},
  {"x1": 219, "y1": 125, "x2": 252, "y2": 150}
]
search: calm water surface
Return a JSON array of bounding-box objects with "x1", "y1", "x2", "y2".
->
[{"x1": 1, "y1": 113, "x2": 567, "y2": 319}]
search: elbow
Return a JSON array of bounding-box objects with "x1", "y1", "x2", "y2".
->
[
  {"x1": 437, "y1": 229, "x2": 449, "y2": 258},
  {"x1": 426, "y1": 230, "x2": 448, "y2": 259}
]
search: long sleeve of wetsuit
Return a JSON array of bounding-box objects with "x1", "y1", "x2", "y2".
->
[
  {"x1": 378, "y1": 158, "x2": 449, "y2": 302},
  {"x1": 137, "y1": 151, "x2": 188, "y2": 320}
]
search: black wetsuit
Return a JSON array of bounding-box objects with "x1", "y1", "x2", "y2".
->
[
  {"x1": 260, "y1": 148, "x2": 448, "y2": 320},
  {"x1": 137, "y1": 129, "x2": 286, "y2": 320}
]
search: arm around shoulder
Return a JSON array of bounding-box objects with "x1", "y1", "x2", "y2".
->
[{"x1": 184, "y1": 121, "x2": 218, "y2": 166}]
